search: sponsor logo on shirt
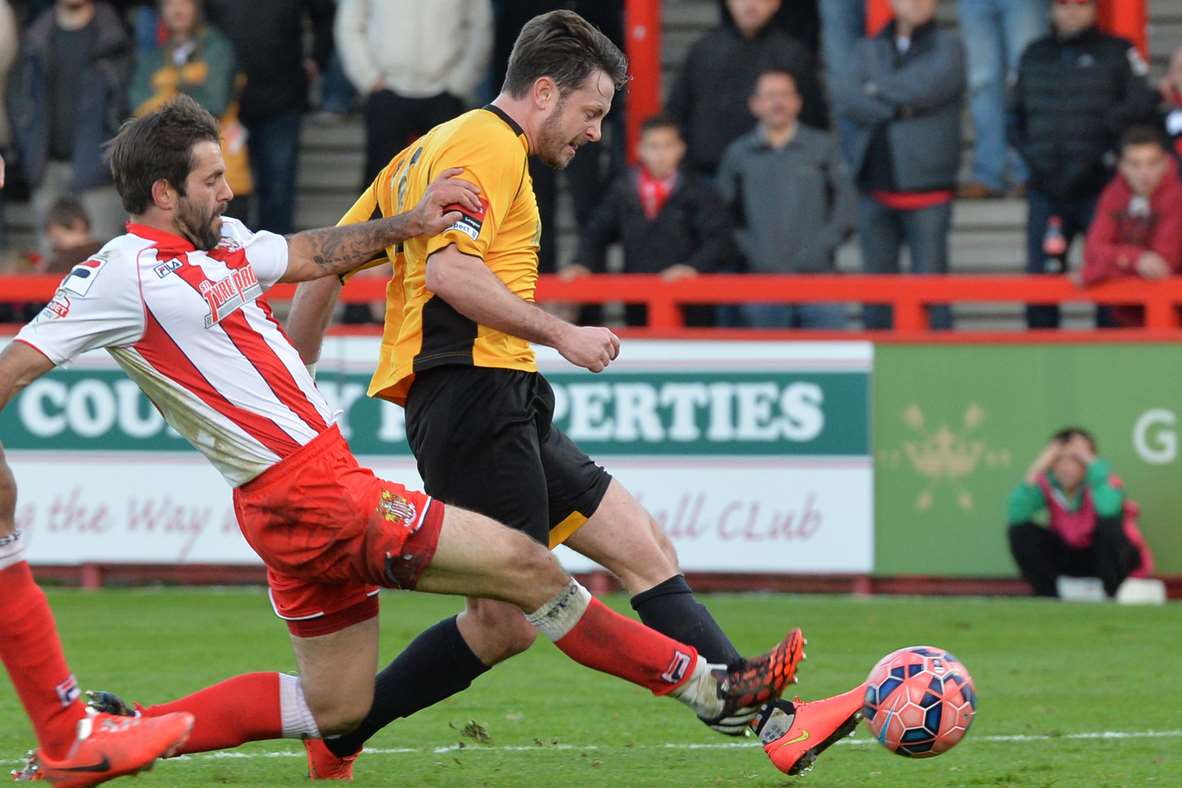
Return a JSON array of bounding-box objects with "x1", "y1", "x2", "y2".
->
[
  {"x1": 61, "y1": 255, "x2": 109, "y2": 297},
  {"x1": 445, "y1": 196, "x2": 488, "y2": 242},
  {"x1": 198, "y1": 265, "x2": 262, "y2": 328},
  {"x1": 154, "y1": 258, "x2": 184, "y2": 279},
  {"x1": 42, "y1": 291, "x2": 72, "y2": 320}
]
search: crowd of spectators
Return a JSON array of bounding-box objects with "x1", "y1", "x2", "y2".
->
[{"x1": 0, "y1": 0, "x2": 1178, "y2": 332}]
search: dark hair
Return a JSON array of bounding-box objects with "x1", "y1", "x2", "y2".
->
[
  {"x1": 502, "y1": 10, "x2": 628, "y2": 98},
  {"x1": 1053, "y1": 426, "x2": 1097, "y2": 452},
  {"x1": 44, "y1": 196, "x2": 91, "y2": 232},
  {"x1": 639, "y1": 113, "x2": 680, "y2": 136},
  {"x1": 105, "y1": 94, "x2": 220, "y2": 214},
  {"x1": 752, "y1": 67, "x2": 799, "y2": 94},
  {"x1": 1120, "y1": 125, "x2": 1168, "y2": 155}
]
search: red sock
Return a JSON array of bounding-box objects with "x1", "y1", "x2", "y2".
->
[
  {"x1": 0, "y1": 562, "x2": 86, "y2": 759},
  {"x1": 554, "y1": 597, "x2": 698, "y2": 696},
  {"x1": 140, "y1": 673, "x2": 284, "y2": 754}
]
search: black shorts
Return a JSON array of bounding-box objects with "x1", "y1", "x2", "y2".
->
[{"x1": 404, "y1": 366, "x2": 612, "y2": 547}]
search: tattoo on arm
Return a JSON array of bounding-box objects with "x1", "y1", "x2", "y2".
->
[{"x1": 287, "y1": 213, "x2": 419, "y2": 279}]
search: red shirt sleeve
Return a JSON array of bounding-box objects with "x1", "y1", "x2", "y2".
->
[
  {"x1": 1082, "y1": 182, "x2": 1142, "y2": 285},
  {"x1": 1149, "y1": 181, "x2": 1182, "y2": 274}
]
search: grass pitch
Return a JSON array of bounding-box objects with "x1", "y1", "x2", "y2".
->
[{"x1": 2, "y1": 589, "x2": 1178, "y2": 787}]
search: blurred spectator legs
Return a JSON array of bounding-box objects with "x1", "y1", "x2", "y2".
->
[
  {"x1": 318, "y1": 51, "x2": 356, "y2": 118},
  {"x1": 858, "y1": 197, "x2": 954, "y2": 330},
  {"x1": 362, "y1": 91, "x2": 464, "y2": 188},
  {"x1": 1024, "y1": 189, "x2": 1096, "y2": 329},
  {"x1": 958, "y1": 0, "x2": 1047, "y2": 195},
  {"x1": 31, "y1": 162, "x2": 123, "y2": 251},
  {"x1": 740, "y1": 302, "x2": 848, "y2": 330},
  {"x1": 819, "y1": 0, "x2": 865, "y2": 166},
  {"x1": 245, "y1": 112, "x2": 302, "y2": 236}
]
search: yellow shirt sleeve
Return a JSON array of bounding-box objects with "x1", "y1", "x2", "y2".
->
[
  {"x1": 337, "y1": 162, "x2": 395, "y2": 281},
  {"x1": 423, "y1": 133, "x2": 526, "y2": 262}
]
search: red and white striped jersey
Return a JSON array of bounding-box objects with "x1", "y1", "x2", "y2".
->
[{"x1": 16, "y1": 218, "x2": 335, "y2": 486}]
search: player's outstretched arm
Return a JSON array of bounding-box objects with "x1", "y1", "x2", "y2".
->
[
  {"x1": 0, "y1": 342, "x2": 57, "y2": 534},
  {"x1": 280, "y1": 169, "x2": 481, "y2": 284},
  {"x1": 426, "y1": 246, "x2": 621, "y2": 373}
]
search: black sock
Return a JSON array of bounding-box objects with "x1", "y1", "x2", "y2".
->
[
  {"x1": 630, "y1": 575, "x2": 741, "y2": 666},
  {"x1": 325, "y1": 616, "x2": 489, "y2": 757}
]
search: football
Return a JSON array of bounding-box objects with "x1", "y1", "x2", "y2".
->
[{"x1": 862, "y1": 645, "x2": 977, "y2": 758}]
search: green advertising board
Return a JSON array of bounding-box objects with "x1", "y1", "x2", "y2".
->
[{"x1": 874, "y1": 344, "x2": 1182, "y2": 575}]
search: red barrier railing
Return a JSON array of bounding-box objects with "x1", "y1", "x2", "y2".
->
[{"x1": 5, "y1": 274, "x2": 1182, "y2": 341}]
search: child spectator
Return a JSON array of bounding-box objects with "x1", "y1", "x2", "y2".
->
[
  {"x1": 42, "y1": 196, "x2": 102, "y2": 274},
  {"x1": 1082, "y1": 127, "x2": 1182, "y2": 327},
  {"x1": 1008, "y1": 427, "x2": 1154, "y2": 598},
  {"x1": 565, "y1": 115, "x2": 730, "y2": 327},
  {"x1": 718, "y1": 68, "x2": 855, "y2": 329}
]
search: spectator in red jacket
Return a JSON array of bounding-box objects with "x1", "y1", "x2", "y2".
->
[{"x1": 1082, "y1": 126, "x2": 1182, "y2": 328}]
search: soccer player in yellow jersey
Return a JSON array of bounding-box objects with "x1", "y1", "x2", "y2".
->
[{"x1": 288, "y1": 11, "x2": 863, "y2": 779}]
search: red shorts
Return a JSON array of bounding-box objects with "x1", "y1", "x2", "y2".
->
[{"x1": 232, "y1": 426, "x2": 445, "y2": 636}]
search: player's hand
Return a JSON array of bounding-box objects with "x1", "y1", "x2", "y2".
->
[
  {"x1": 1065, "y1": 434, "x2": 1096, "y2": 465},
  {"x1": 1026, "y1": 440, "x2": 1061, "y2": 484},
  {"x1": 560, "y1": 263, "x2": 592, "y2": 281},
  {"x1": 556, "y1": 324, "x2": 620, "y2": 373},
  {"x1": 1135, "y1": 251, "x2": 1171, "y2": 280},
  {"x1": 660, "y1": 263, "x2": 698, "y2": 282},
  {"x1": 411, "y1": 168, "x2": 482, "y2": 237},
  {"x1": 0, "y1": 153, "x2": 5, "y2": 190}
]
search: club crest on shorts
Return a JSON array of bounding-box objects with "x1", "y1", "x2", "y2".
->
[{"x1": 378, "y1": 489, "x2": 418, "y2": 530}]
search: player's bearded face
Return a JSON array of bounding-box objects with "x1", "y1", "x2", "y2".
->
[
  {"x1": 535, "y1": 73, "x2": 613, "y2": 170},
  {"x1": 536, "y1": 95, "x2": 579, "y2": 170},
  {"x1": 175, "y1": 142, "x2": 231, "y2": 250},
  {"x1": 176, "y1": 193, "x2": 222, "y2": 251}
]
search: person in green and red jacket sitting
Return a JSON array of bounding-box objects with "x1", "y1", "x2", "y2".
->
[{"x1": 1008, "y1": 427, "x2": 1154, "y2": 598}]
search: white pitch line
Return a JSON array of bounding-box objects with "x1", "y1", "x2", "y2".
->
[
  {"x1": 157, "y1": 729, "x2": 1182, "y2": 762},
  {"x1": 8, "y1": 729, "x2": 1181, "y2": 767}
]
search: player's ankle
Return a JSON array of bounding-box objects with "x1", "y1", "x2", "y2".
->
[{"x1": 669, "y1": 655, "x2": 723, "y2": 718}]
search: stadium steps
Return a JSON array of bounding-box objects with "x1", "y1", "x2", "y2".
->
[{"x1": 8, "y1": 0, "x2": 1181, "y2": 333}]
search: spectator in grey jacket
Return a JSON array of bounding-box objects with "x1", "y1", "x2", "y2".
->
[
  {"x1": 832, "y1": 0, "x2": 966, "y2": 330},
  {"x1": 666, "y1": 0, "x2": 828, "y2": 179},
  {"x1": 718, "y1": 68, "x2": 855, "y2": 329}
]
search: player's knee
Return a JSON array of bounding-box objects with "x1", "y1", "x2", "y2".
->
[
  {"x1": 468, "y1": 602, "x2": 538, "y2": 662},
  {"x1": 651, "y1": 521, "x2": 680, "y2": 568},
  {"x1": 310, "y1": 694, "x2": 372, "y2": 738},
  {"x1": 500, "y1": 531, "x2": 566, "y2": 592}
]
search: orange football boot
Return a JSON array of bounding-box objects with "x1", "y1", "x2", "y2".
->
[
  {"x1": 753, "y1": 684, "x2": 864, "y2": 776},
  {"x1": 12, "y1": 710, "x2": 194, "y2": 787},
  {"x1": 702, "y1": 627, "x2": 806, "y2": 735},
  {"x1": 304, "y1": 738, "x2": 360, "y2": 781}
]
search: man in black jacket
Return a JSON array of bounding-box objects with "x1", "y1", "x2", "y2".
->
[
  {"x1": 666, "y1": 0, "x2": 827, "y2": 180},
  {"x1": 1009, "y1": 0, "x2": 1158, "y2": 329},
  {"x1": 205, "y1": 0, "x2": 334, "y2": 236},
  {"x1": 565, "y1": 115, "x2": 730, "y2": 327},
  {"x1": 9, "y1": 0, "x2": 129, "y2": 252}
]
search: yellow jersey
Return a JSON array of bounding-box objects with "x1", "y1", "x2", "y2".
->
[{"x1": 338, "y1": 106, "x2": 542, "y2": 406}]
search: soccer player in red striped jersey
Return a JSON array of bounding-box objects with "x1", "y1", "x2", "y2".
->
[{"x1": 1, "y1": 96, "x2": 807, "y2": 781}]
